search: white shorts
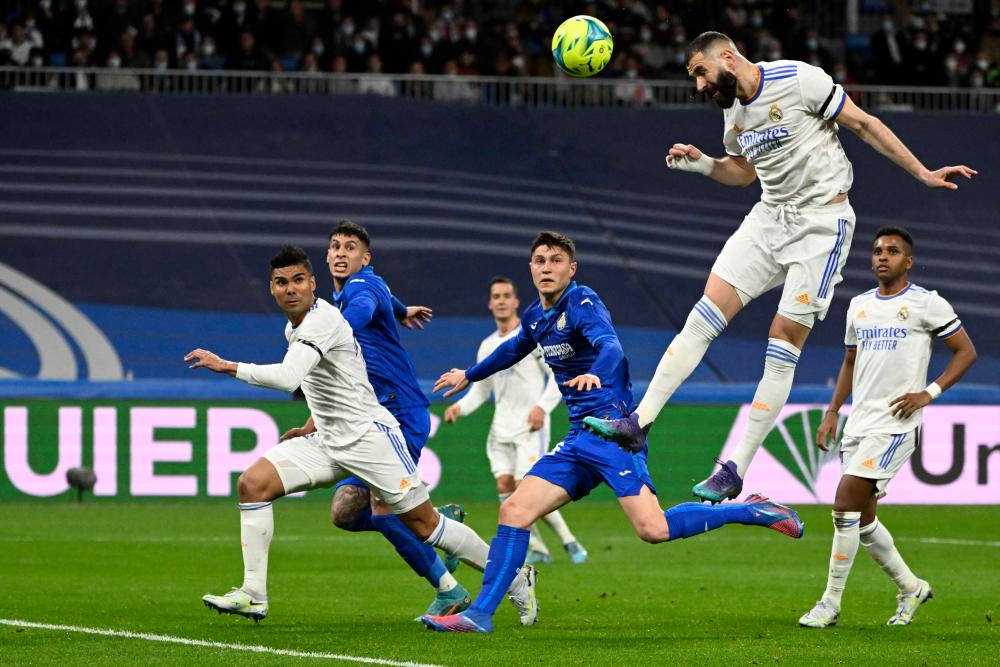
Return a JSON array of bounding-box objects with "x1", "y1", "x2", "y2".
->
[
  {"x1": 263, "y1": 422, "x2": 428, "y2": 513},
  {"x1": 711, "y1": 198, "x2": 856, "y2": 325},
  {"x1": 487, "y1": 425, "x2": 551, "y2": 480},
  {"x1": 839, "y1": 429, "x2": 916, "y2": 499}
]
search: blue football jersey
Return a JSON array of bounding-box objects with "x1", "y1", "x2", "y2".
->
[
  {"x1": 468, "y1": 282, "x2": 633, "y2": 423},
  {"x1": 332, "y1": 266, "x2": 428, "y2": 409}
]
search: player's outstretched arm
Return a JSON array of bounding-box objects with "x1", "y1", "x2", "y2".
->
[
  {"x1": 666, "y1": 143, "x2": 757, "y2": 187},
  {"x1": 835, "y1": 97, "x2": 977, "y2": 189},
  {"x1": 816, "y1": 347, "x2": 856, "y2": 451},
  {"x1": 185, "y1": 349, "x2": 238, "y2": 376},
  {"x1": 890, "y1": 328, "x2": 977, "y2": 419}
]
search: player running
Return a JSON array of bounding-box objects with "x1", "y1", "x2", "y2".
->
[
  {"x1": 799, "y1": 227, "x2": 976, "y2": 628},
  {"x1": 280, "y1": 220, "x2": 472, "y2": 618},
  {"x1": 583, "y1": 31, "x2": 977, "y2": 503},
  {"x1": 443, "y1": 276, "x2": 588, "y2": 565},
  {"x1": 187, "y1": 246, "x2": 537, "y2": 624},
  {"x1": 423, "y1": 232, "x2": 804, "y2": 634}
]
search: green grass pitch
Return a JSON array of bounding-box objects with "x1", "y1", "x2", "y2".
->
[{"x1": 2, "y1": 499, "x2": 997, "y2": 665}]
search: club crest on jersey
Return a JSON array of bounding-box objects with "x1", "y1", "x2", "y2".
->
[
  {"x1": 556, "y1": 312, "x2": 567, "y2": 331},
  {"x1": 896, "y1": 306, "x2": 909, "y2": 321},
  {"x1": 733, "y1": 122, "x2": 743, "y2": 134},
  {"x1": 769, "y1": 103, "x2": 783, "y2": 122}
]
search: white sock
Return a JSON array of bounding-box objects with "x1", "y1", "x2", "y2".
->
[
  {"x1": 425, "y1": 516, "x2": 489, "y2": 571},
  {"x1": 860, "y1": 518, "x2": 919, "y2": 595},
  {"x1": 435, "y1": 571, "x2": 459, "y2": 593},
  {"x1": 729, "y1": 338, "x2": 800, "y2": 477},
  {"x1": 528, "y1": 523, "x2": 549, "y2": 554},
  {"x1": 822, "y1": 511, "x2": 861, "y2": 609},
  {"x1": 239, "y1": 501, "x2": 273, "y2": 601},
  {"x1": 635, "y1": 296, "x2": 727, "y2": 427},
  {"x1": 541, "y1": 509, "x2": 577, "y2": 545}
]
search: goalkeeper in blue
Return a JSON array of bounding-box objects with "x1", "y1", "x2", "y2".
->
[{"x1": 422, "y1": 231, "x2": 805, "y2": 634}]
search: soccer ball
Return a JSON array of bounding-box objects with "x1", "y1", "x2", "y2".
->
[{"x1": 551, "y1": 15, "x2": 614, "y2": 77}]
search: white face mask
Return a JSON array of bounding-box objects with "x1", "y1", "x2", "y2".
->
[
  {"x1": 342, "y1": 23, "x2": 354, "y2": 36},
  {"x1": 184, "y1": 3, "x2": 195, "y2": 16},
  {"x1": 882, "y1": 20, "x2": 893, "y2": 32},
  {"x1": 971, "y1": 75, "x2": 984, "y2": 87},
  {"x1": 40, "y1": 0, "x2": 51, "y2": 9},
  {"x1": 233, "y1": 2, "x2": 245, "y2": 14},
  {"x1": 913, "y1": 40, "x2": 927, "y2": 51},
  {"x1": 806, "y1": 38, "x2": 818, "y2": 50},
  {"x1": 155, "y1": 60, "x2": 167, "y2": 71},
  {"x1": 511, "y1": 55, "x2": 524, "y2": 69},
  {"x1": 108, "y1": 56, "x2": 121, "y2": 67},
  {"x1": 312, "y1": 43, "x2": 324, "y2": 55},
  {"x1": 76, "y1": 0, "x2": 88, "y2": 9},
  {"x1": 203, "y1": 42, "x2": 215, "y2": 56},
  {"x1": 31, "y1": 56, "x2": 44, "y2": 66},
  {"x1": 945, "y1": 58, "x2": 958, "y2": 72},
  {"x1": 640, "y1": 30, "x2": 652, "y2": 42},
  {"x1": 186, "y1": 60, "x2": 197, "y2": 70},
  {"x1": 428, "y1": 29, "x2": 440, "y2": 42},
  {"x1": 420, "y1": 44, "x2": 432, "y2": 57},
  {"x1": 464, "y1": 28, "x2": 476, "y2": 41},
  {"x1": 954, "y1": 40, "x2": 966, "y2": 54},
  {"x1": 750, "y1": 15, "x2": 763, "y2": 28},
  {"x1": 834, "y1": 71, "x2": 846, "y2": 83},
  {"x1": 977, "y1": 58, "x2": 989, "y2": 70},
  {"x1": 353, "y1": 39, "x2": 365, "y2": 53}
]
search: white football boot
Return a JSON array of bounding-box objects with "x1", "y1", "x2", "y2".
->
[
  {"x1": 202, "y1": 588, "x2": 269, "y2": 622},
  {"x1": 799, "y1": 599, "x2": 840, "y2": 628},
  {"x1": 887, "y1": 579, "x2": 933, "y2": 626},
  {"x1": 507, "y1": 565, "x2": 539, "y2": 626}
]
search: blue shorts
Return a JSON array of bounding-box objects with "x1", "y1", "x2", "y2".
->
[
  {"x1": 336, "y1": 405, "x2": 430, "y2": 491},
  {"x1": 524, "y1": 423, "x2": 655, "y2": 500}
]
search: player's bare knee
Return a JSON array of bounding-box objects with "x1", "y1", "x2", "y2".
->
[
  {"x1": 237, "y1": 471, "x2": 266, "y2": 502},
  {"x1": 498, "y1": 498, "x2": 533, "y2": 528},
  {"x1": 636, "y1": 521, "x2": 669, "y2": 544}
]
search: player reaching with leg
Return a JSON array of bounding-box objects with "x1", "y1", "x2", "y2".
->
[
  {"x1": 443, "y1": 276, "x2": 587, "y2": 565},
  {"x1": 279, "y1": 220, "x2": 471, "y2": 618},
  {"x1": 423, "y1": 232, "x2": 804, "y2": 634},
  {"x1": 187, "y1": 246, "x2": 537, "y2": 624},
  {"x1": 583, "y1": 31, "x2": 977, "y2": 503},
  {"x1": 798, "y1": 227, "x2": 976, "y2": 628}
]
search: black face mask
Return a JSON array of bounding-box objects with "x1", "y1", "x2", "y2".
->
[{"x1": 709, "y1": 68, "x2": 739, "y2": 108}]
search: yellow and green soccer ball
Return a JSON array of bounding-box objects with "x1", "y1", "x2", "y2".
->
[{"x1": 551, "y1": 15, "x2": 614, "y2": 77}]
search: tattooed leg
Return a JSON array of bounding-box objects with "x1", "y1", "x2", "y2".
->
[{"x1": 330, "y1": 484, "x2": 373, "y2": 531}]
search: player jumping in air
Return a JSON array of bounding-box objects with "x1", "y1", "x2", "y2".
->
[
  {"x1": 423, "y1": 232, "x2": 804, "y2": 634},
  {"x1": 279, "y1": 220, "x2": 473, "y2": 618},
  {"x1": 187, "y1": 246, "x2": 537, "y2": 624},
  {"x1": 583, "y1": 31, "x2": 977, "y2": 503},
  {"x1": 799, "y1": 227, "x2": 976, "y2": 628},
  {"x1": 443, "y1": 276, "x2": 588, "y2": 565}
]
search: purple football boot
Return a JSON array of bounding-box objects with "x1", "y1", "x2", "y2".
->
[
  {"x1": 692, "y1": 458, "x2": 743, "y2": 503},
  {"x1": 582, "y1": 411, "x2": 649, "y2": 453}
]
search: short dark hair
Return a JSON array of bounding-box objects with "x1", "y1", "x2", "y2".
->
[
  {"x1": 531, "y1": 231, "x2": 576, "y2": 261},
  {"x1": 489, "y1": 276, "x2": 518, "y2": 297},
  {"x1": 329, "y1": 219, "x2": 371, "y2": 249},
  {"x1": 874, "y1": 226, "x2": 914, "y2": 253},
  {"x1": 270, "y1": 245, "x2": 313, "y2": 276},
  {"x1": 686, "y1": 31, "x2": 735, "y2": 62}
]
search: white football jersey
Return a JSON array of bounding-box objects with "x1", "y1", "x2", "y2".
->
[
  {"x1": 237, "y1": 298, "x2": 398, "y2": 445},
  {"x1": 843, "y1": 284, "x2": 962, "y2": 437},
  {"x1": 455, "y1": 325, "x2": 562, "y2": 441},
  {"x1": 723, "y1": 60, "x2": 853, "y2": 207}
]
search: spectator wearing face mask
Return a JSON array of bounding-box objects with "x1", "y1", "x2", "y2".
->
[
  {"x1": 906, "y1": 29, "x2": 945, "y2": 86},
  {"x1": 871, "y1": 13, "x2": 905, "y2": 84},
  {"x1": 199, "y1": 35, "x2": 225, "y2": 69}
]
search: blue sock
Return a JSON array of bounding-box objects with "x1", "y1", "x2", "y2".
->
[
  {"x1": 469, "y1": 524, "x2": 530, "y2": 616},
  {"x1": 340, "y1": 505, "x2": 376, "y2": 532},
  {"x1": 371, "y1": 513, "x2": 448, "y2": 588},
  {"x1": 664, "y1": 502, "x2": 756, "y2": 540}
]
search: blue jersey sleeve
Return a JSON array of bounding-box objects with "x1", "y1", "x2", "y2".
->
[
  {"x1": 340, "y1": 286, "x2": 379, "y2": 332},
  {"x1": 466, "y1": 327, "x2": 536, "y2": 382},
  {"x1": 574, "y1": 294, "x2": 624, "y2": 381},
  {"x1": 390, "y1": 294, "x2": 407, "y2": 321}
]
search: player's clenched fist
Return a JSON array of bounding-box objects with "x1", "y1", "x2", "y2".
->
[
  {"x1": 815, "y1": 411, "x2": 839, "y2": 452},
  {"x1": 666, "y1": 143, "x2": 713, "y2": 175},
  {"x1": 443, "y1": 404, "x2": 461, "y2": 423}
]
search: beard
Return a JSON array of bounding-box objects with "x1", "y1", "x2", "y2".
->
[{"x1": 708, "y1": 69, "x2": 739, "y2": 108}]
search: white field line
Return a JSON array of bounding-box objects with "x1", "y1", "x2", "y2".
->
[
  {"x1": 0, "y1": 534, "x2": 360, "y2": 543},
  {"x1": 0, "y1": 619, "x2": 448, "y2": 667}
]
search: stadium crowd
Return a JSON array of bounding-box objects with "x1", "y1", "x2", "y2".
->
[{"x1": 0, "y1": 0, "x2": 998, "y2": 89}]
